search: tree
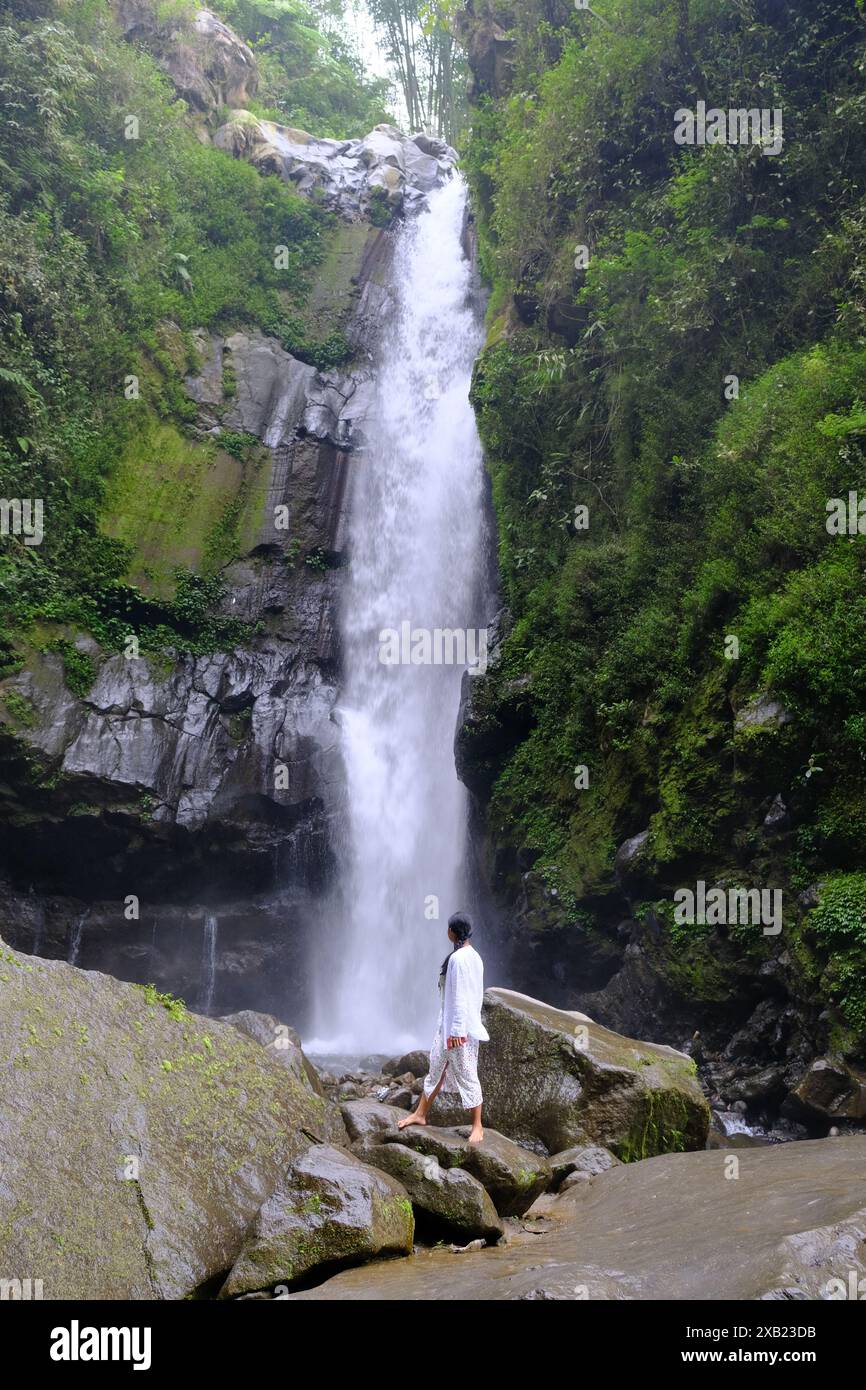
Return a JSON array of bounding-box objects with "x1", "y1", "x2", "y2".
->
[{"x1": 367, "y1": 0, "x2": 467, "y2": 142}]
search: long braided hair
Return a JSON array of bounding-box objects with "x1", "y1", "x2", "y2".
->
[{"x1": 440, "y1": 911, "x2": 472, "y2": 983}]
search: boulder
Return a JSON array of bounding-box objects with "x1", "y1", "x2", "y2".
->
[
  {"x1": 0, "y1": 940, "x2": 327, "y2": 1299},
  {"x1": 218, "y1": 1143, "x2": 414, "y2": 1297},
  {"x1": 220, "y1": 1009, "x2": 322, "y2": 1092},
  {"x1": 734, "y1": 694, "x2": 793, "y2": 733},
  {"x1": 214, "y1": 116, "x2": 457, "y2": 220},
  {"x1": 383, "y1": 1049, "x2": 429, "y2": 1078},
  {"x1": 614, "y1": 829, "x2": 651, "y2": 883},
  {"x1": 114, "y1": 4, "x2": 258, "y2": 114},
  {"x1": 381, "y1": 1125, "x2": 551, "y2": 1216},
  {"x1": 382, "y1": 1087, "x2": 413, "y2": 1110},
  {"x1": 288, "y1": 1136, "x2": 866, "y2": 1300},
  {"x1": 220, "y1": 1010, "x2": 346, "y2": 1145},
  {"x1": 340, "y1": 1099, "x2": 409, "y2": 1149},
  {"x1": 361, "y1": 1143, "x2": 503, "y2": 1243},
  {"x1": 784, "y1": 1057, "x2": 866, "y2": 1124},
  {"x1": 548, "y1": 1145, "x2": 621, "y2": 1189},
  {"x1": 448, "y1": 989, "x2": 709, "y2": 1157}
]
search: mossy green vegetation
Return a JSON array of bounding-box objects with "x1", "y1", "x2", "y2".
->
[
  {"x1": 0, "y1": 0, "x2": 384, "y2": 667},
  {"x1": 462, "y1": 0, "x2": 866, "y2": 1046}
]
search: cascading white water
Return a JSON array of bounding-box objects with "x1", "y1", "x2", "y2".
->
[
  {"x1": 67, "y1": 909, "x2": 89, "y2": 967},
  {"x1": 310, "y1": 175, "x2": 487, "y2": 1056},
  {"x1": 198, "y1": 913, "x2": 218, "y2": 1013}
]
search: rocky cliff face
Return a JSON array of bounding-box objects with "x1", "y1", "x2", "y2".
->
[
  {"x1": 112, "y1": 3, "x2": 259, "y2": 116},
  {"x1": 0, "y1": 6, "x2": 457, "y2": 1023},
  {"x1": 451, "y1": 0, "x2": 866, "y2": 1140}
]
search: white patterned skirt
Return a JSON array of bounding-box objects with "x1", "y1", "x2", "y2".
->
[{"x1": 423, "y1": 1026, "x2": 483, "y2": 1109}]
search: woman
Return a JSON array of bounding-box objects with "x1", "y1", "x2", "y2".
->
[{"x1": 398, "y1": 911, "x2": 489, "y2": 1144}]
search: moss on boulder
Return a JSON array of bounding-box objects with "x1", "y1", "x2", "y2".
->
[{"x1": 0, "y1": 939, "x2": 324, "y2": 1299}]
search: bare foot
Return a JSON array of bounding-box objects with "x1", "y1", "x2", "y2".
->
[
  {"x1": 468, "y1": 1125, "x2": 484, "y2": 1144},
  {"x1": 397, "y1": 1109, "x2": 427, "y2": 1130}
]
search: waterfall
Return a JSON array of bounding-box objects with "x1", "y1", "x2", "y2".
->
[
  {"x1": 67, "y1": 909, "x2": 89, "y2": 967},
  {"x1": 310, "y1": 175, "x2": 488, "y2": 1056},
  {"x1": 198, "y1": 914, "x2": 218, "y2": 1014}
]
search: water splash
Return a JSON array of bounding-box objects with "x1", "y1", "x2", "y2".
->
[{"x1": 310, "y1": 176, "x2": 487, "y2": 1055}]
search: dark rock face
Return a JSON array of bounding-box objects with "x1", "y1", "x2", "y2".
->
[
  {"x1": 783, "y1": 1057, "x2": 866, "y2": 1124},
  {"x1": 112, "y1": 4, "x2": 259, "y2": 115},
  {"x1": 0, "y1": 182, "x2": 396, "y2": 1019},
  {"x1": 454, "y1": 2, "x2": 516, "y2": 100},
  {"x1": 454, "y1": 610, "x2": 535, "y2": 799}
]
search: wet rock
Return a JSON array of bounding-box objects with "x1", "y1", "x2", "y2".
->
[
  {"x1": 382, "y1": 1124, "x2": 551, "y2": 1217},
  {"x1": 435, "y1": 989, "x2": 709, "y2": 1158},
  {"x1": 221, "y1": 332, "x2": 317, "y2": 446},
  {"x1": 220, "y1": 1009, "x2": 321, "y2": 1091},
  {"x1": 762, "y1": 793, "x2": 790, "y2": 832},
  {"x1": 219, "y1": 1009, "x2": 346, "y2": 1144},
  {"x1": 784, "y1": 1057, "x2": 866, "y2": 1124},
  {"x1": 614, "y1": 829, "x2": 651, "y2": 884},
  {"x1": 382, "y1": 1087, "x2": 413, "y2": 1110},
  {"x1": 218, "y1": 1143, "x2": 414, "y2": 1297},
  {"x1": 0, "y1": 938, "x2": 325, "y2": 1299},
  {"x1": 548, "y1": 1145, "x2": 621, "y2": 1189},
  {"x1": 339, "y1": 1099, "x2": 409, "y2": 1150},
  {"x1": 383, "y1": 1049, "x2": 429, "y2": 1078},
  {"x1": 722, "y1": 1065, "x2": 788, "y2": 1106},
  {"x1": 288, "y1": 1137, "x2": 866, "y2": 1300},
  {"x1": 361, "y1": 1142, "x2": 503, "y2": 1242},
  {"x1": 454, "y1": 610, "x2": 535, "y2": 799}
]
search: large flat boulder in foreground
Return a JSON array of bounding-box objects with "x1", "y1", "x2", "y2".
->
[
  {"x1": 289, "y1": 1135, "x2": 866, "y2": 1300},
  {"x1": 0, "y1": 939, "x2": 327, "y2": 1299},
  {"x1": 437, "y1": 989, "x2": 709, "y2": 1157}
]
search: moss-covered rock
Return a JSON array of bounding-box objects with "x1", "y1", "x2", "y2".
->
[
  {"x1": 218, "y1": 1143, "x2": 414, "y2": 1297},
  {"x1": 361, "y1": 1142, "x2": 503, "y2": 1243},
  {"x1": 0, "y1": 938, "x2": 325, "y2": 1299},
  {"x1": 380, "y1": 1123, "x2": 551, "y2": 1217},
  {"x1": 452, "y1": 988, "x2": 709, "y2": 1158}
]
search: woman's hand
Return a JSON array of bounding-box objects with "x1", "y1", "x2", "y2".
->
[{"x1": 446, "y1": 1035, "x2": 467, "y2": 1049}]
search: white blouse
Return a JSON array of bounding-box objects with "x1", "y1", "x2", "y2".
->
[{"x1": 442, "y1": 943, "x2": 490, "y2": 1042}]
